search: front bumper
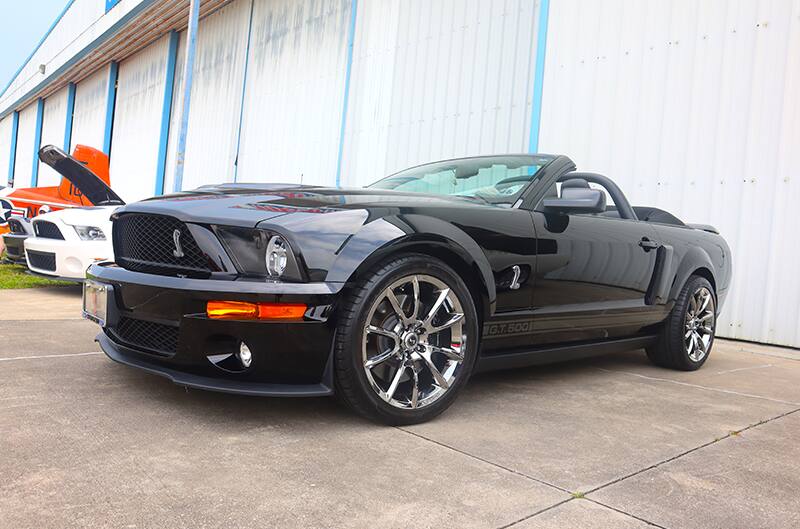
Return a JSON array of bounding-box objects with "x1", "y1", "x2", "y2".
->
[
  {"x1": 25, "y1": 237, "x2": 112, "y2": 280},
  {"x1": 87, "y1": 262, "x2": 343, "y2": 397},
  {"x1": 2, "y1": 233, "x2": 28, "y2": 263}
]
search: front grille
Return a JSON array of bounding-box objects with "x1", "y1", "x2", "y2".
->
[
  {"x1": 27, "y1": 250, "x2": 56, "y2": 271},
  {"x1": 113, "y1": 214, "x2": 210, "y2": 276},
  {"x1": 8, "y1": 218, "x2": 27, "y2": 235},
  {"x1": 33, "y1": 220, "x2": 64, "y2": 240},
  {"x1": 6, "y1": 245, "x2": 21, "y2": 257},
  {"x1": 109, "y1": 317, "x2": 179, "y2": 356}
]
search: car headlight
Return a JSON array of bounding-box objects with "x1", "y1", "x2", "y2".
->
[
  {"x1": 73, "y1": 226, "x2": 106, "y2": 241},
  {"x1": 265, "y1": 236, "x2": 288, "y2": 277},
  {"x1": 214, "y1": 226, "x2": 303, "y2": 281}
]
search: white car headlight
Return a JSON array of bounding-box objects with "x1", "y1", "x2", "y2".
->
[
  {"x1": 265, "y1": 235, "x2": 288, "y2": 277},
  {"x1": 73, "y1": 226, "x2": 106, "y2": 241}
]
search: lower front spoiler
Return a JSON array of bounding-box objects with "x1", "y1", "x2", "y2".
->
[
  {"x1": 97, "y1": 333, "x2": 334, "y2": 397},
  {"x1": 28, "y1": 269, "x2": 84, "y2": 283}
]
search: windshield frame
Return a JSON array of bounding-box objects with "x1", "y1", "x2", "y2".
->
[{"x1": 368, "y1": 154, "x2": 557, "y2": 206}]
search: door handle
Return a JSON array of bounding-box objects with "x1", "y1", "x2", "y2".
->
[{"x1": 639, "y1": 238, "x2": 660, "y2": 251}]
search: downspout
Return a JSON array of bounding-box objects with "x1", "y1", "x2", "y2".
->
[
  {"x1": 233, "y1": 0, "x2": 256, "y2": 183},
  {"x1": 31, "y1": 98, "x2": 44, "y2": 187},
  {"x1": 173, "y1": 0, "x2": 201, "y2": 192},
  {"x1": 528, "y1": 0, "x2": 550, "y2": 153},
  {"x1": 64, "y1": 82, "x2": 76, "y2": 152},
  {"x1": 7, "y1": 111, "x2": 19, "y2": 187},
  {"x1": 103, "y1": 61, "x2": 119, "y2": 154},
  {"x1": 334, "y1": 0, "x2": 359, "y2": 188},
  {"x1": 154, "y1": 30, "x2": 180, "y2": 196}
]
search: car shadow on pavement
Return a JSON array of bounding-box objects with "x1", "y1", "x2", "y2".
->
[{"x1": 99, "y1": 349, "x2": 656, "y2": 428}]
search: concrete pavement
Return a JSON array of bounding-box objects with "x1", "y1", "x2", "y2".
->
[{"x1": 1, "y1": 287, "x2": 798, "y2": 528}]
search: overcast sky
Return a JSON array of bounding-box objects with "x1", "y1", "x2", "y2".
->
[{"x1": 0, "y1": 1, "x2": 69, "y2": 92}]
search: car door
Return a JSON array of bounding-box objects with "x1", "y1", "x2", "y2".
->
[{"x1": 529, "y1": 189, "x2": 665, "y2": 346}]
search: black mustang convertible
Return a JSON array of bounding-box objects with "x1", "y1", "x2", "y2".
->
[{"x1": 81, "y1": 153, "x2": 731, "y2": 424}]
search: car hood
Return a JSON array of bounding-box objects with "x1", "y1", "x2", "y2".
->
[
  {"x1": 36, "y1": 205, "x2": 120, "y2": 228},
  {"x1": 121, "y1": 183, "x2": 494, "y2": 227},
  {"x1": 38, "y1": 145, "x2": 124, "y2": 206}
]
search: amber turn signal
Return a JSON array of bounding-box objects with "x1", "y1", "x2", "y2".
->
[{"x1": 207, "y1": 301, "x2": 307, "y2": 320}]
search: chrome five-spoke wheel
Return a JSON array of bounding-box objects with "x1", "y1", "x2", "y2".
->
[
  {"x1": 684, "y1": 286, "x2": 715, "y2": 362},
  {"x1": 362, "y1": 274, "x2": 466, "y2": 410}
]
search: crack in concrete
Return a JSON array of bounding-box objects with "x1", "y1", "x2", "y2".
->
[
  {"x1": 397, "y1": 428, "x2": 669, "y2": 529},
  {"x1": 398, "y1": 396, "x2": 799, "y2": 528},
  {"x1": 585, "y1": 497, "x2": 669, "y2": 528},
  {"x1": 712, "y1": 363, "x2": 773, "y2": 375},
  {"x1": 595, "y1": 367, "x2": 800, "y2": 406},
  {"x1": 494, "y1": 496, "x2": 670, "y2": 529},
  {"x1": 396, "y1": 426, "x2": 571, "y2": 494},
  {"x1": 583, "y1": 407, "x2": 800, "y2": 497},
  {"x1": 494, "y1": 498, "x2": 573, "y2": 529}
]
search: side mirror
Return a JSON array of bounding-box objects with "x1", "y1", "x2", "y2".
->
[{"x1": 542, "y1": 187, "x2": 606, "y2": 214}]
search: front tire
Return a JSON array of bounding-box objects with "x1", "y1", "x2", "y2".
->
[
  {"x1": 334, "y1": 254, "x2": 479, "y2": 425},
  {"x1": 647, "y1": 275, "x2": 716, "y2": 371}
]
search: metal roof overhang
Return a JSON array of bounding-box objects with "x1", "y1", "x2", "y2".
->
[{"x1": 0, "y1": 0, "x2": 232, "y2": 119}]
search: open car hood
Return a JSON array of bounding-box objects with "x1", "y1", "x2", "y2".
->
[{"x1": 38, "y1": 145, "x2": 125, "y2": 206}]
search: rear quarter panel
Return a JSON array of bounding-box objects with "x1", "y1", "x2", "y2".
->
[{"x1": 650, "y1": 224, "x2": 731, "y2": 312}]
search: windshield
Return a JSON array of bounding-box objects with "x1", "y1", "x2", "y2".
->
[{"x1": 368, "y1": 155, "x2": 554, "y2": 205}]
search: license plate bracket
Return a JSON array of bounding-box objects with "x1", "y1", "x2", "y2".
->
[{"x1": 83, "y1": 280, "x2": 114, "y2": 327}]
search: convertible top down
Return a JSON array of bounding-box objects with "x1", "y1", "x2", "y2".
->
[{"x1": 83, "y1": 154, "x2": 731, "y2": 424}]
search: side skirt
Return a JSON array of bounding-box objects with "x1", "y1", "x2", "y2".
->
[{"x1": 474, "y1": 335, "x2": 658, "y2": 374}]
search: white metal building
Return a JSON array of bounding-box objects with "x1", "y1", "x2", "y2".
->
[{"x1": 1, "y1": 0, "x2": 798, "y2": 348}]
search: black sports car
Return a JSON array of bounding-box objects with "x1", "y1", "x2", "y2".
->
[{"x1": 82, "y1": 154, "x2": 731, "y2": 424}]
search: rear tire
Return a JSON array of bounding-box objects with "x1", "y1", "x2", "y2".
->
[
  {"x1": 646, "y1": 275, "x2": 716, "y2": 371},
  {"x1": 334, "y1": 254, "x2": 479, "y2": 425}
]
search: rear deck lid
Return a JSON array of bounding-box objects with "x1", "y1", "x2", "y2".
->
[{"x1": 38, "y1": 145, "x2": 124, "y2": 206}]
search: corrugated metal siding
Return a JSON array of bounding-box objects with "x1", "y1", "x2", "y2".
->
[
  {"x1": 340, "y1": 0, "x2": 542, "y2": 187},
  {"x1": 1, "y1": 0, "x2": 106, "y2": 110},
  {"x1": 70, "y1": 66, "x2": 110, "y2": 154},
  {"x1": 236, "y1": 0, "x2": 352, "y2": 185},
  {"x1": 37, "y1": 86, "x2": 70, "y2": 187},
  {"x1": 539, "y1": 0, "x2": 800, "y2": 348},
  {"x1": 0, "y1": 116, "x2": 11, "y2": 184},
  {"x1": 12, "y1": 103, "x2": 38, "y2": 189},
  {"x1": 1, "y1": 0, "x2": 234, "y2": 117},
  {"x1": 109, "y1": 35, "x2": 170, "y2": 201},
  {"x1": 164, "y1": 0, "x2": 251, "y2": 192}
]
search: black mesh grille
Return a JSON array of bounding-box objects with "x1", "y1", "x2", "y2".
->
[
  {"x1": 6, "y1": 245, "x2": 22, "y2": 257},
  {"x1": 34, "y1": 221, "x2": 64, "y2": 240},
  {"x1": 113, "y1": 214, "x2": 210, "y2": 276},
  {"x1": 109, "y1": 317, "x2": 179, "y2": 356},
  {"x1": 27, "y1": 250, "x2": 56, "y2": 271},
  {"x1": 8, "y1": 218, "x2": 27, "y2": 235}
]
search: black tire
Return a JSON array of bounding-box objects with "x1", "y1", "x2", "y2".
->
[
  {"x1": 646, "y1": 275, "x2": 716, "y2": 371},
  {"x1": 334, "y1": 254, "x2": 479, "y2": 425}
]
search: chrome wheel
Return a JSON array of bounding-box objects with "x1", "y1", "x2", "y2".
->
[
  {"x1": 362, "y1": 274, "x2": 466, "y2": 410},
  {"x1": 684, "y1": 286, "x2": 715, "y2": 362}
]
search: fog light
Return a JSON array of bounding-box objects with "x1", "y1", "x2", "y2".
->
[{"x1": 238, "y1": 342, "x2": 253, "y2": 368}]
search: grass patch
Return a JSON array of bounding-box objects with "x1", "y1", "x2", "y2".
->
[
  {"x1": 571, "y1": 491, "x2": 586, "y2": 499},
  {"x1": 0, "y1": 259, "x2": 74, "y2": 289}
]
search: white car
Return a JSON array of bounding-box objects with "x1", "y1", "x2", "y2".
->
[
  {"x1": 23, "y1": 146, "x2": 126, "y2": 281},
  {"x1": 24, "y1": 206, "x2": 119, "y2": 281}
]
